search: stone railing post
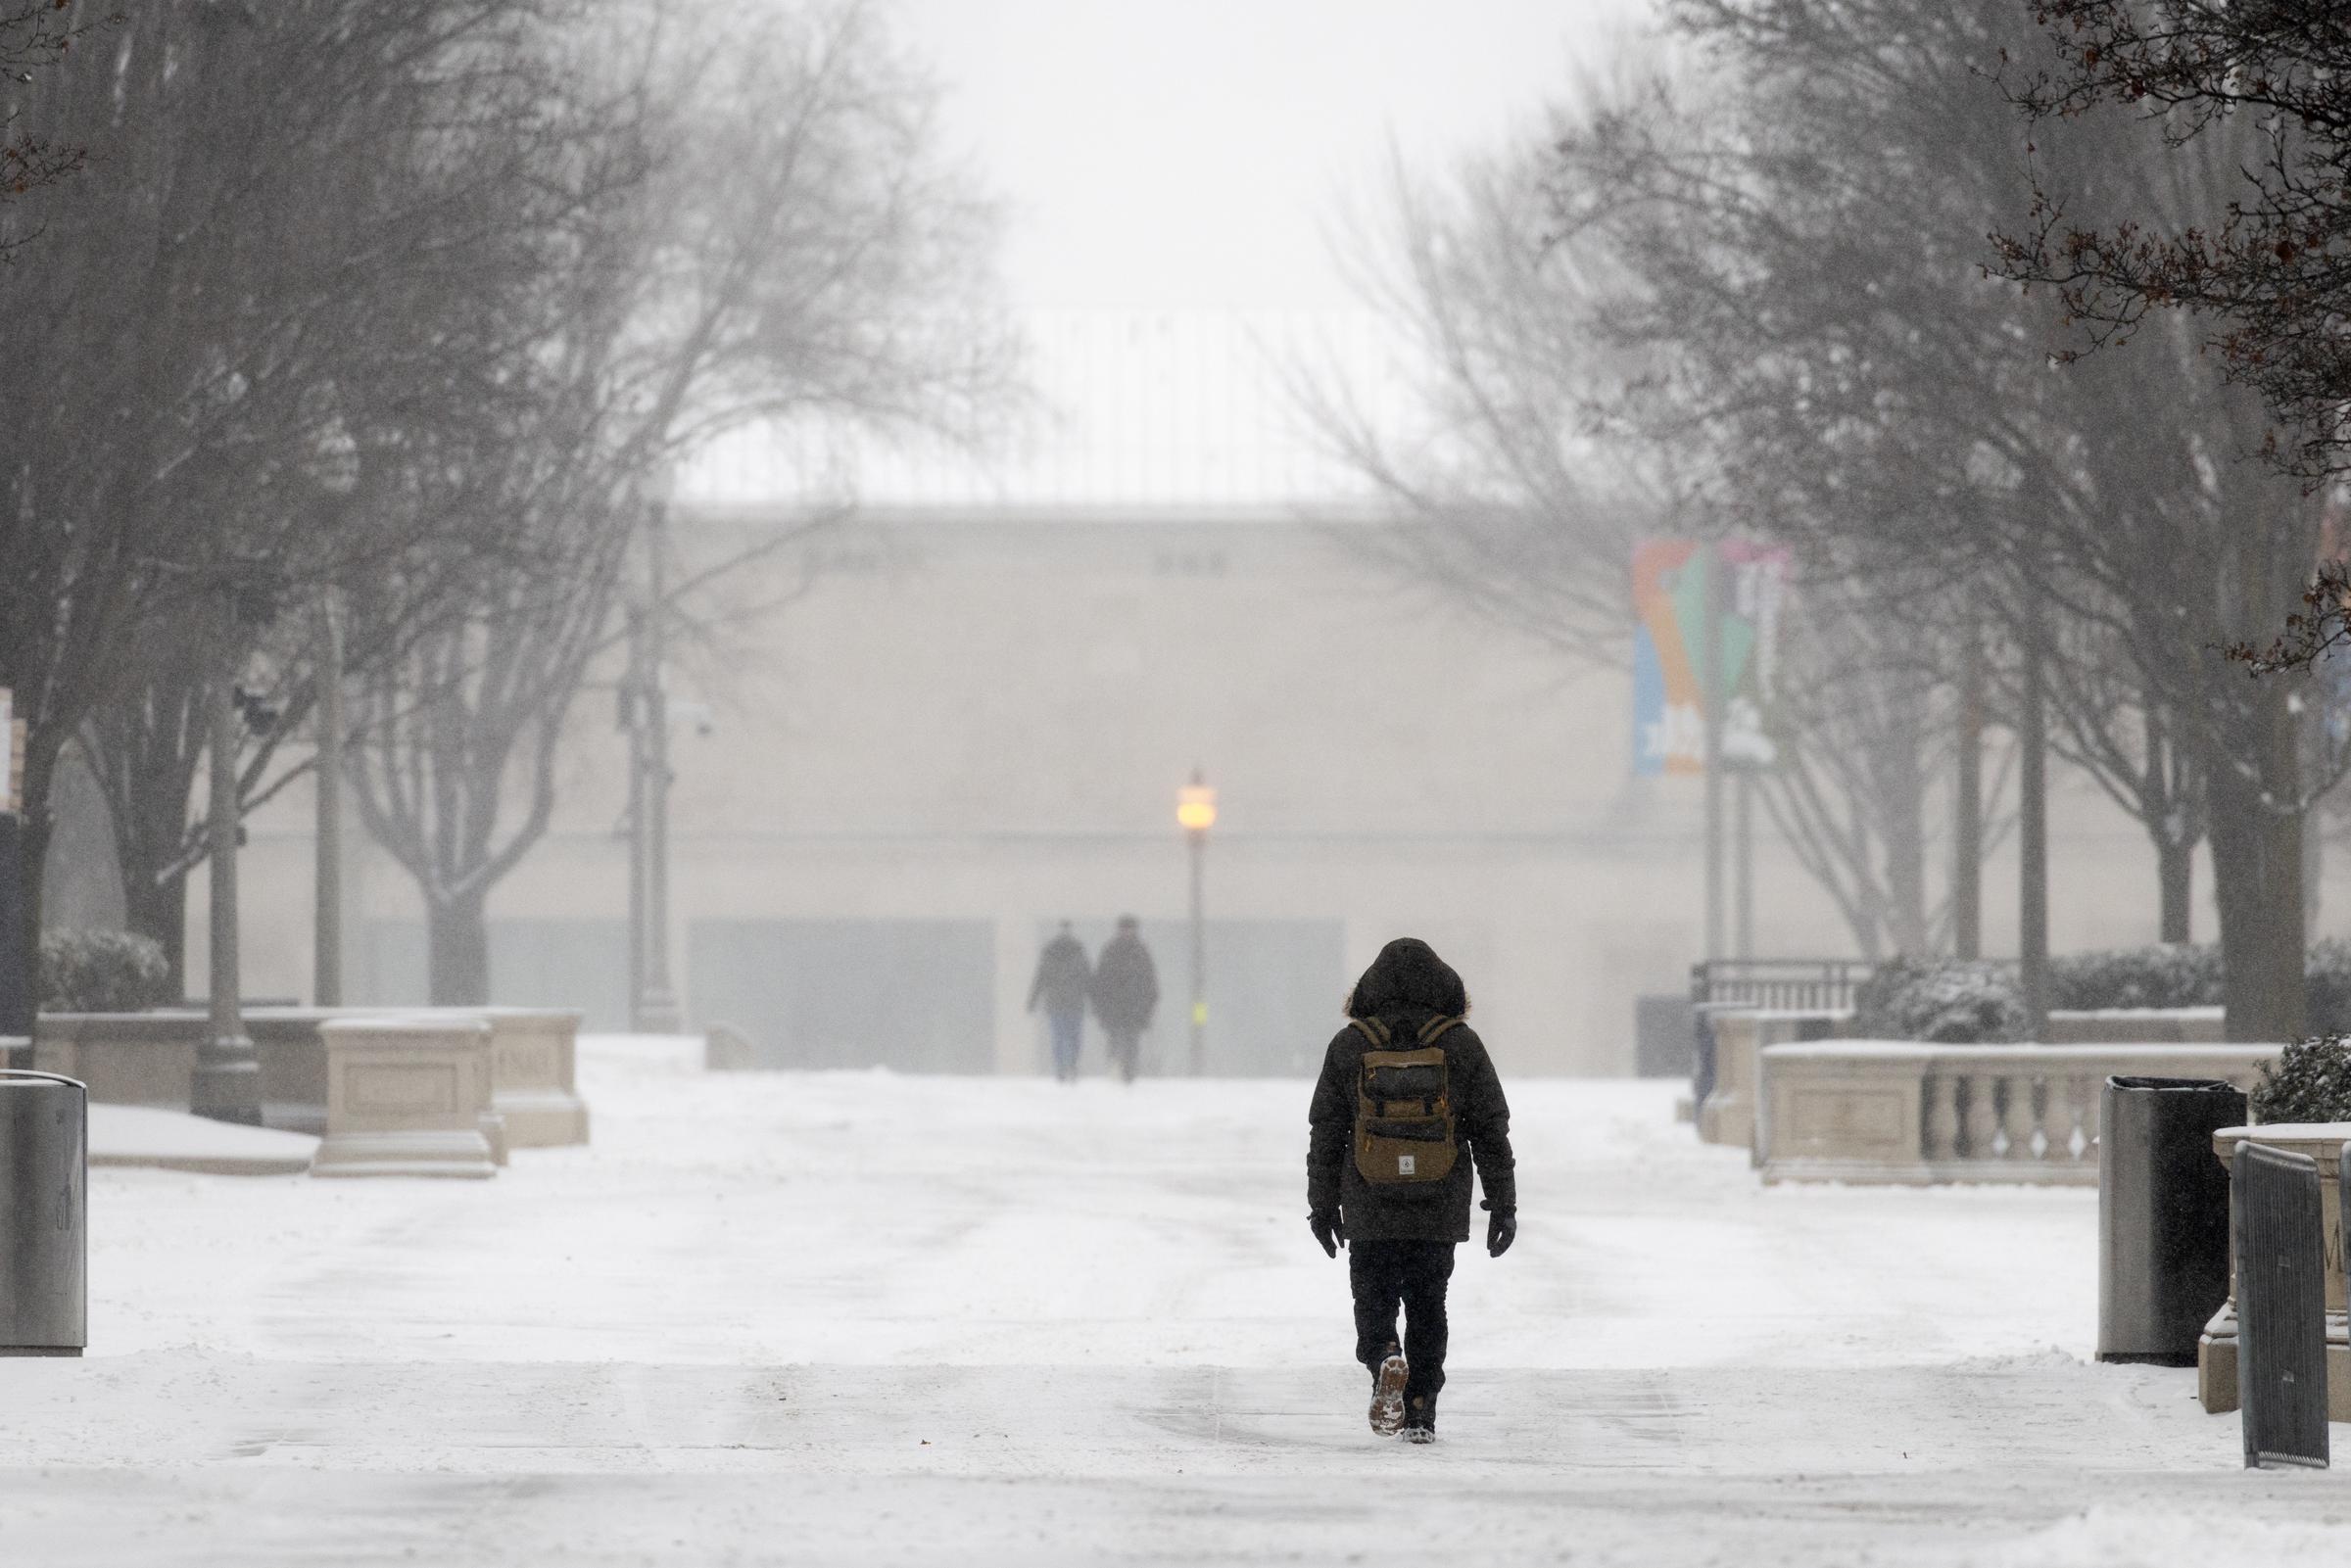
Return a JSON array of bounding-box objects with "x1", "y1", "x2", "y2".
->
[{"x1": 311, "y1": 1017, "x2": 497, "y2": 1179}]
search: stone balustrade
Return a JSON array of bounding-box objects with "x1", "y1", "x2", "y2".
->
[
  {"x1": 1696, "y1": 1008, "x2": 1850, "y2": 1156},
  {"x1": 33, "y1": 1007, "x2": 590, "y2": 1155},
  {"x1": 1756, "y1": 1041, "x2": 2281, "y2": 1185},
  {"x1": 311, "y1": 1017, "x2": 497, "y2": 1179},
  {"x1": 34, "y1": 1011, "x2": 330, "y2": 1132}
]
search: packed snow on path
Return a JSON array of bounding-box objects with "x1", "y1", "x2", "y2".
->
[{"x1": 0, "y1": 1035, "x2": 2332, "y2": 1567}]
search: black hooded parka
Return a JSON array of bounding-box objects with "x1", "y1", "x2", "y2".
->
[{"x1": 1307, "y1": 938, "x2": 1516, "y2": 1244}]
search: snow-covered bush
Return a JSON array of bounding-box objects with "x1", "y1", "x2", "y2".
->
[
  {"x1": 38, "y1": 928, "x2": 171, "y2": 1014},
  {"x1": 2047, "y1": 944, "x2": 2222, "y2": 1011},
  {"x1": 1852, "y1": 957, "x2": 2028, "y2": 1043},
  {"x1": 2304, "y1": 940, "x2": 2351, "y2": 1036},
  {"x1": 2250, "y1": 1034, "x2": 2351, "y2": 1125}
]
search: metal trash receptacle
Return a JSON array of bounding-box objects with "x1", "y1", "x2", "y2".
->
[
  {"x1": 0, "y1": 1069, "x2": 85, "y2": 1355},
  {"x1": 2097, "y1": 1074, "x2": 2243, "y2": 1365}
]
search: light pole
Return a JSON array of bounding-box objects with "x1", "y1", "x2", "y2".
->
[
  {"x1": 308, "y1": 434, "x2": 360, "y2": 1009},
  {"x1": 0, "y1": 688, "x2": 27, "y2": 1068},
  {"x1": 632, "y1": 469, "x2": 682, "y2": 1034},
  {"x1": 1176, "y1": 770, "x2": 1216, "y2": 1076},
  {"x1": 313, "y1": 592, "x2": 346, "y2": 1007},
  {"x1": 623, "y1": 603, "x2": 648, "y2": 1030},
  {"x1": 193, "y1": 579, "x2": 269, "y2": 1125}
]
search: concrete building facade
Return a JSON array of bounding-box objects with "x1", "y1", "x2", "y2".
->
[{"x1": 182, "y1": 496, "x2": 2299, "y2": 1077}]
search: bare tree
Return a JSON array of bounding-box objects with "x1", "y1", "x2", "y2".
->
[
  {"x1": 1521, "y1": 0, "x2": 2334, "y2": 1036},
  {"x1": 0, "y1": 1, "x2": 113, "y2": 252},
  {"x1": 1301, "y1": 136, "x2": 1659, "y2": 667},
  {"x1": 1998, "y1": 2, "x2": 2351, "y2": 481},
  {"x1": 345, "y1": 0, "x2": 1013, "y2": 1003}
]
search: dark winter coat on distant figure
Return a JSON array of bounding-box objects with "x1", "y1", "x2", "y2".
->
[
  {"x1": 1089, "y1": 928, "x2": 1160, "y2": 1035},
  {"x1": 1027, "y1": 929, "x2": 1092, "y2": 1018},
  {"x1": 1307, "y1": 938, "x2": 1515, "y2": 1244}
]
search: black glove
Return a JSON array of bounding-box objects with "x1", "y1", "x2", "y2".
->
[
  {"x1": 1486, "y1": 1210, "x2": 1516, "y2": 1259},
  {"x1": 1310, "y1": 1211, "x2": 1345, "y2": 1258}
]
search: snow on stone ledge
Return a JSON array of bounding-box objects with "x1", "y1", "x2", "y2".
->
[{"x1": 88, "y1": 1106, "x2": 317, "y2": 1176}]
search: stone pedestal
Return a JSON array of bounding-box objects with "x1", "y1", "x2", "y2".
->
[
  {"x1": 2197, "y1": 1122, "x2": 2351, "y2": 1417},
  {"x1": 311, "y1": 1018, "x2": 497, "y2": 1179},
  {"x1": 484, "y1": 1008, "x2": 589, "y2": 1149},
  {"x1": 704, "y1": 1021, "x2": 756, "y2": 1071},
  {"x1": 1698, "y1": 1009, "x2": 1850, "y2": 1156}
]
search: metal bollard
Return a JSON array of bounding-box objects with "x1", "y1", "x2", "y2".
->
[
  {"x1": 0, "y1": 1069, "x2": 85, "y2": 1356},
  {"x1": 2233, "y1": 1139, "x2": 2327, "y2": 1469}
]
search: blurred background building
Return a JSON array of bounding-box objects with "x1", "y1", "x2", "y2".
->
[{"x1": 159, "y1": 309, "x2": 2320, "y2": 1073}]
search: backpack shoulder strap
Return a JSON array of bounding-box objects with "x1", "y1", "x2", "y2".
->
[
  {"x1": 1350, "y1": 1018, "x2": 1391, "y2": 1048},
  {"x1": 1416, "y1": 1015, "x2": 1463, "y2": 1046}
]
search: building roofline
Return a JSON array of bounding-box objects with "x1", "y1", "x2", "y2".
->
[{"x1": 675, "y1": 497, "x2": 1400, "y2": 532}]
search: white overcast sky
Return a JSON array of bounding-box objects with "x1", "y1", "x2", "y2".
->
[{"x1": 893, "y1": 0, "x2": 1651, "y2": 311}]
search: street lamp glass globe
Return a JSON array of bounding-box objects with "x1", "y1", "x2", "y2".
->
[{"x1": 1176, "y1": 784, "x2": 1218, "y2": 832}]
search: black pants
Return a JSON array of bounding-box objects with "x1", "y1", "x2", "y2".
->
[
  {"x1": 1104, "y1": 1028, "x2": 1141, "y2": 1082},
  {"x1": 1349, "y1": 1238, "x2": 1455, "y2": 1402}
]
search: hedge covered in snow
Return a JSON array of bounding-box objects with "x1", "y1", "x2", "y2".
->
[
  {"x1": 1852, "y1": 958, "x2": 2029, "y2": 1044},
  {"x1": 2046, "y1": 944, "x2": 2223, "y2": 1012},
  {"x1": 2251, "y1": 1035, "x2": 2351, "y2": 1124},
  {"x1": 1848, "y1": 941, "x2": 2351, "y2": 1045},
  {"x1": 38, "y1": 928, "x2": 171, "y2": 1014}
]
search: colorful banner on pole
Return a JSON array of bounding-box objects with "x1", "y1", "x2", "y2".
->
[{"x1": 1632, "y1": 541, "x2": 1788, "y2": 777}]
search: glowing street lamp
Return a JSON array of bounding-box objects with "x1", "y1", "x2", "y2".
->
[
  {"x1": 1177, "y1": 770, "x2": 1215, "y2": 1075},
  {"x1": 1176, "y1": 780, "x2": 1218, "y2": 833}
]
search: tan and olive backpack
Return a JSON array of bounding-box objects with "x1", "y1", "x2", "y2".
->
[{"x1": 1349, "y1": 1015, "x2": 1463, "y2": 1184}]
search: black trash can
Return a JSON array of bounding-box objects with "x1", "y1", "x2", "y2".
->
[
  {"x1": 2097, "y1": 1074, "x2": 2244, "y2": 1365},
  {"x1": 0, "y1": 1069, "x2": 86, "y2": 1356}
]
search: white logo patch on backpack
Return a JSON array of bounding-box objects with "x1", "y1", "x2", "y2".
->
[{"x1": 1398, "y1": 1154, "x2": 1416, "y2": 1175}]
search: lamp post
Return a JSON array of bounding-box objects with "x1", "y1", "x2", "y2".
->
[
  {"x1": 0, "y1": 688, "x2": 27, "y2": 1068},
  {"x1": 313, "y1": 593, "x2": 346, "y2": 1007},
  {"x1": 193, "y1": 572, "x2": 274, "y2": 1126},
  {"x1": 631, "y1": 468, "x2": 682, "y2": 1034},
  {"x1": 308, "y1": 430, "x2": 360, "y2": 1009},
  {"x1": 1176, "y1": 770, "x2": 1216, "y2": 1076}
]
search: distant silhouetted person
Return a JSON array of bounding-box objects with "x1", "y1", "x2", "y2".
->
[
  {"x1": 1028, "y1": 921, "x2": 1093, "y2": 1081},
  {"x1": 1089, "y1": 916, "x2": 1159, "y2": 1083},
  {"x1": 1307, "y1": 937, "x2": 1514, "y2": 1445}
]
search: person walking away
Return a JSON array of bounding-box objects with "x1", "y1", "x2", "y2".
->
[
  {"x1": 1089, "y1": 915, "x2": 1160, "y2": 1084},
  {"x1": 1028, "y1": 922, "x2": 1093, "y2": 1081},
  {"x1": 1306, "y1": 937, "x2": 1514, "y2": 1444}
]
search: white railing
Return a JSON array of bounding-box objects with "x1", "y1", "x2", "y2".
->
[{"x1": 1757, "y1": 1041, "x2": 2281, "y2": 1185}]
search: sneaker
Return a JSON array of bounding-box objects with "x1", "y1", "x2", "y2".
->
[
  {"x1": 1400, "y1": 1392, "x2": 1437, "y2": 1444},
  {"x1": 1367, "y1": 1349, "x2": 1408, "y2": 1436}
]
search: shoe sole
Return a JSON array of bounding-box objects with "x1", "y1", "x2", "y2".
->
[
  {"x1": 1368, "y1": 1354, "x2": 1408, "y2": 1436},
  {"x1": 1400, "y1": 1427, "x2": 1436, "y2": 1445}
]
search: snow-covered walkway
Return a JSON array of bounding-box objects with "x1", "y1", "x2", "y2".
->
[{"x1": 0, "y1": 1038, "x2": 2333, "y2": 1565}]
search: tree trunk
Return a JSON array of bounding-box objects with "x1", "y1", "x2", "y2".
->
[
  {"x1": 1883, "y1": 697, "x2": 1930, "y2": 956},
  {"x1": 1952, "y1": 627, "x2": 1984, "y2": 959},
  {"x1": 2157, "y1": 836, "x2": 2193, "y2": 945},
  {"x1": 123, "y1": 870, "x2": 191, "y2": 1000},
  {"x1": 426, "y1": 888, "x2": 490, "y2": 1007},
  {"x1": 8, "y1": 756, "x2": 57, "y2": 1061},
  {"x1": 2207, "y1": 683, "x2": 2306, "y2": 1042},
  {"x1": 2018, "y1": 596, "x2": 2051, "y2": 1039}
]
